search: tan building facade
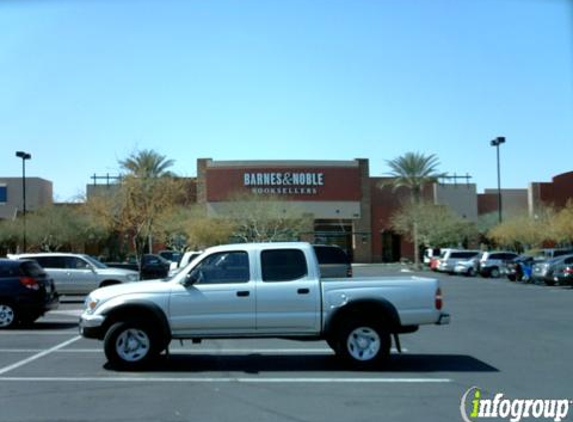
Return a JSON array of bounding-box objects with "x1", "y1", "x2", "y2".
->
[{"x1": 0, "y1": 177, "x2": 53, "y2": 220}]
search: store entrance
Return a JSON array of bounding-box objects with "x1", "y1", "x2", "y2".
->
[
  {"x1": 313, "y1": 220, "x2": 353, "y2": 262},
  {"x1": 381, "y1": 231, "x2": 401, "y2": 263}
]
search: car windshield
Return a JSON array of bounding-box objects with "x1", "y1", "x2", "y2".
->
[{"x1": 82, "y1": 255, "x2": 108, "y2": 269}]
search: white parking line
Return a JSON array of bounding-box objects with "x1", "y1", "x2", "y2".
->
[
  {"x1": 0, "y1": 336, "x2": 81, "y2": 376},
  {"x1": 0, "y1": 376, "x2": 452, "y2": 384},
  {"x1": 46, "y1": 310, "x2": 83, "y2": 316},
  {"x1": 0, "y1": 331, "x2": 79, "y2": 335}
]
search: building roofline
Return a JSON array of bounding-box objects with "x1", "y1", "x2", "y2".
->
[{"x1": 206, "y1": 160, "x2": 360, "y2": 169}]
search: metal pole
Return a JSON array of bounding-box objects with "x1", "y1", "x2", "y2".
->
[
  {"x1": 496, "y1": 144, "x2": 502, "y2": 224},
  {"x1": 21, "y1": 157, "x2": 27, "y2": 252}
]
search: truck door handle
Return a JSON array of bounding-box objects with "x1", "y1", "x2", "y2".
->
[
  {"x1": 236, "y1": 291, "x2": 250, "y2": 297},
  {"x1": 297, "y1": 288, "x2": 310, "y2": 295}
]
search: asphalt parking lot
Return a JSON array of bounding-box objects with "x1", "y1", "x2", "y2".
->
[{"x1": 0, "y1": 267, "x2": 571, "y2": 422}]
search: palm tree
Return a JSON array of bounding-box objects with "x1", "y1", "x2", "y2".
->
[
  {"x1": 382, "y1": 152, "x2": 444, "y2": 267},
  {"x1": 119, "y1": 149, "x2": 175, "y2": 178},
  {"x1": 117, "y1": 149, "x2": 177, "y2": 260},
  {"x1": 384, "y1": 152, "x2": 443, "y2": 202}
]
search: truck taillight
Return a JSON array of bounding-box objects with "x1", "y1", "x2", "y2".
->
[
  {"x1": 565, "y1": 267, "x2": 573, "y2": 275},
  {"x1": 20, "y1": 277, "x2": 40, "y2": 291},
  {"x1": 435, "y1": 288, "x2": 443, "y2": 310}
]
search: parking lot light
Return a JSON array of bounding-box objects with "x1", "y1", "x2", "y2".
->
[
  {"x1": 490, "y1": 137, "x2": 505, "y2": 224},
  {"x1": 15, "y1": 151, "x2": 32, "y2": 252}
]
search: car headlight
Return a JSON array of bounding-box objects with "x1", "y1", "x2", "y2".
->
[
  {"x1": 84, "y1": 296, "x2": 100, "y2": 315},
  {"x1": 127, "y1": 273, "x2": 139, "y2": 282}
]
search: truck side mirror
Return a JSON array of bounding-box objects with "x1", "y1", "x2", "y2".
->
[{"x1": 183, "y1": 269, "x2": 201, "y2": 286}]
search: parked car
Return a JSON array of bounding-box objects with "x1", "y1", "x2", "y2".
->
[
  {"x1": 423, "y1": 247, "x2": 441, "y2": 267},
  {"x1": 106, "y1": 254, "x2": 171, "y2": 280},
  {"x1": 80, "y1": 242, "x2": 449, "y2": 369},
  {"x1": 313, "y1": 244, "x2": 352, "y2": 278},
  {"x1": 478, "y1": 251, "x2": 519, "y2": 278},
  {"x1": 9, "y1": 253, "x2": 140, "y2": 295},
  {"x1": 158, "y1": 250, "x2": 182, "y2": 265},
  {"x1": 168, "y1": 251, "x2": 203, "y2": 277},
  {"x1": 537, "y1": 248, "x2": 573, "y2": 260},
  {"x1": 552, "y1": 264, "x2": 573, "y2": 286},
  {"x1": 532, "y1": 254, "x2": 573, "y2": 286},
  {"x1": 436, "y1": 249, "x2": 481, "y2": 274},
  {"x1": 506, "y1": 255, "x2": 535, "y2": 282},
  {"x1": 453, "y1": 255, "x2": 482, "y2": 277},
  {"x1": 0, "y1": 258, "x2": 59, "y2": 328}
]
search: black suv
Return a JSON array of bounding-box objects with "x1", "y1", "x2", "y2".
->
[
  {"x1": 0, "y1": 259, "x2": 59, "y2": 328},
  {"x1": 106, "y1": 254, "x2": 171, "y2": 280}
]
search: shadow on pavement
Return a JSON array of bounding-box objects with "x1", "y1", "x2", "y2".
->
[
  {"x1": 106, "y1": 353, "x2": 499, "y2": 374},
  {"x1": 25, "y1": 322, "x2": 79, "y2": 330}
]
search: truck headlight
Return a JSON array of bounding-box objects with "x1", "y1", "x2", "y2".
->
[{"x1": 84, "y1": 296, "x2": 100, "y2": 315}]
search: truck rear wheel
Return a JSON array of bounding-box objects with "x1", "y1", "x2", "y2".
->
[
  {"x1": 104, "y1": 320, "x2": 161, "y2": 370},
  {"x1": 336, "y1": 319, "x2": 390, "y2": 368}
]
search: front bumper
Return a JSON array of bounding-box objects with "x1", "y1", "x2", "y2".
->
[
  {"x1": 453, "y1": 266, "x2": 472, "y2": 274},
  {"x1": 79, "y1": 314, "x2": 106, "y2": 339}
]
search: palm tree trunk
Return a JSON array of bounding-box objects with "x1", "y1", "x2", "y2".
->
[{"x1": 413, "y1": 220, "x2": 420, "y2": 268}]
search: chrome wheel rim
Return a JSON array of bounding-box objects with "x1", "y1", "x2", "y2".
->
[
  {"x1": 347, "y1": 327, "x2": 381, "y2": 361},
  {"x1": 0, "y1": 304, "x2": 15, "y2": 328},
  {"x1": 116, "y1": 328, "x2": 150, "y2": 362}
]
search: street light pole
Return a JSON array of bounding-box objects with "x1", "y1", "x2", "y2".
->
[
  {"x1": 15, "y1": 151, "x2": 32, "y2": 252},
  {"x1": 490, "y1": 137, "x2": 505, "y2": 224}
]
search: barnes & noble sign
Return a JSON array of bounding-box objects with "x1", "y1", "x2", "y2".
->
[{"x1": 244, "y1": 172, "x2": 324, "y2": 195}]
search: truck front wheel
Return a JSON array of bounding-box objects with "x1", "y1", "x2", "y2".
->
[
  {"x1": 104, "y1": 320, "x2": 161, "y2": 370},
  {"x1": 336, "y1": 319, "x2": 390, "y2": 368}
]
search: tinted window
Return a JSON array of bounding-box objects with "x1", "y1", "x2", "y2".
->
[
  {"x1": 32, "y1": 256, "x2": 67, "y2": 269},
  {"x1": 313, "y1": 246, "x2": 349, "y2": 264},
  {"x1": 262, "y1": 249, "x2": 308, "y2": 282},
  {"x1": 65, "y1": 257, "x2": 91, "y2": 269},
  {"x1": 144, "y1": 255, "x2": 163, "y2": 265},
  {"x1": 20, "y1": 261, "x2": 45, "y2": 277},
  {"x1": 189, "y1": 251, "x2": 249, "y2": 284},
  {"x1": 450, "y1": 252, "x2": 479, "y2": 259},
  {"x1": 555, "y1": 250, "x2": 573, "y2": 258},
  {"x1": 0, "y1": 262, "x2": 19, "y2": 277}
]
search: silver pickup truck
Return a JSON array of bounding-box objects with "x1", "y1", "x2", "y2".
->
[{"x1": 80, "y1": 242, "x2": 450, "y2": 369}]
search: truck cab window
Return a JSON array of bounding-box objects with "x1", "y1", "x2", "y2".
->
[
  {"x1": 262, "y1": 249, "x2": 308, "y2": 282},
  {"x1": 189, "y1": 251, "x2": 249, "y2": 284}
]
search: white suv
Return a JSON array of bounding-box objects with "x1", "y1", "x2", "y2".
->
[
  {"x1": 9, "y1": 253, "x2": 140, "y2": 295},
  {"x1": 437, "y1": 249, "x2": 481, "y2": 274},
  {"x1": 479, "y1": 251, "x2": 519, "y2": 278}
]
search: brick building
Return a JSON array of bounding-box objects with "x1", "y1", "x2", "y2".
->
[{"x1": 85, "y1": 162, "x2": 573, "y2": 263}]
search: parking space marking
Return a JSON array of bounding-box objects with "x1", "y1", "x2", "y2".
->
[
  {"x1": 48, "y1": 310, "x2": 83, "y2": 316},
  {"x1": 0, "y1": 376, "x2": 452, "y2": 383},
  {"x1": 0, "y1": 331, "x2": 79, "y2": 335},
  {"x1": 0, "y1": 336, "x2": 81, "y2": 376}
]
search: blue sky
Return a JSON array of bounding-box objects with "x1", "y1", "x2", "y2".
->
[{"x1": 1, "y1": 0, "x2": 572, "y2": 201}]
